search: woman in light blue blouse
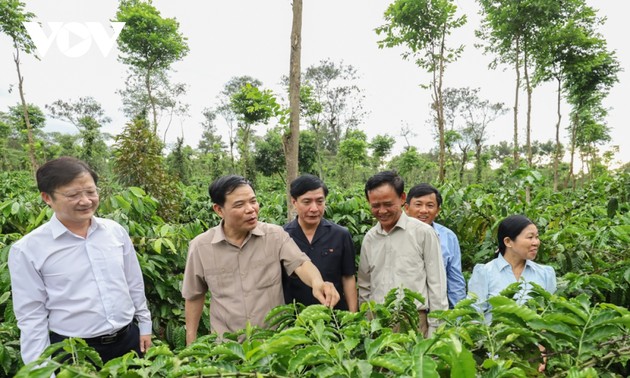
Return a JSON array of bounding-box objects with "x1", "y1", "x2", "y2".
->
[{"x1": 468, "y1": 215, "x2": 556, "y2": 322}]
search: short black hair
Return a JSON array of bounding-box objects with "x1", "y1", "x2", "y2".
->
[
  {"x1": 365, "y1": 170, "x2": 404, "y2": 199},
  {"x1": 209, "y1": 175, "x2": 253, "y2": 207},
  {"x1": 406, "y1": 183, "x2": 442, "y2": 207},
  {"x1": 290, "y1": 174, "x2": 328, "y2": 199},
  {"x1": 36, "y1": 156, "x2": 98, "y2": 195},
  {"x1": 497, "y1": 215, "x2": 534, "y2": 255}
]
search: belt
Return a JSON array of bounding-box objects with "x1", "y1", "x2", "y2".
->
[{"x1": 51, "y1": 323, "x2": 131, "y2": 345}]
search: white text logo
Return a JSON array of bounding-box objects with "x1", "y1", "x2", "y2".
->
[{"x1": 23, "y1": 22, "x2": 125, "y2": 58}]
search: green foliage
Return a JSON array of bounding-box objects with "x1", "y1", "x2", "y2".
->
[
  {"x1": 2, "y1": 165, "x2": 628, "y2": 377},
  {"x1": 115, "y1": 0, "x2": 189, "y2": 71},
  {"x1": 15, "y1": 287, "x2": 630, "y2": 377},
  {"x1": 113, "y1": 116, "x2": 182, "y2": 221},
  {"x1": 0, "y1": 0, "x2": 37, "y2": 54}
]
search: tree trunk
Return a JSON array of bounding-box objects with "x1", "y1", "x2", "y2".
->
[
  {"x1": 553, "y1": 77, "x2": 562, "y2": 192},
  {"x1": 458, "y1": 146, "x2": 468, "y2": 183},
  {"x1": 566, "y1": 113, "x2": 578, "y2": 189},
  {"x1": 145, "y1": 69, "x2": 159, "y2": 135},
  {"x1": 13, "y1": 48, "x2": 38, "y2": 173},
  {"x1": 436, "y1": 26, "x2": 447, "y2": 183},
  {"x1": 523, "y1": 48, "x2": 532, "y2": 204},
  {"x1": 524, "y1": 50, "x2": 533, "y2": 167},
  {"x1": 283, "y1": 0, "x2": 302, "y2": 221},
  {"x1": 475, "y1": 141, "x2": 482, "y2": 183},
  {"x1": 512, "y1": 37, "x2": 521, "y2": 167}
]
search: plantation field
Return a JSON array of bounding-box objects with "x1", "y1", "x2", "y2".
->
[{"x1": 1, "y1": 169, "x2": 629, "y2": 377}]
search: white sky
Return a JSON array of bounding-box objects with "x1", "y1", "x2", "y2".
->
[{"x1": 1, "y1": 0, "x2": 628, "y2": 167}]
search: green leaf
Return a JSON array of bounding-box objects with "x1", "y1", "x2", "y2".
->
[
  {"x1": 369, "y1": 353, "x2": 408, "y2": 374},
  {"x1": 129, "y1": 186, "x2": 146, "y2": 197},
  {"x1": 152, "y1": 238, "x2": 162, "y2": 254},
  {"x1": 553, "y1": 300, "x2": 589, "y2": 324},
  {"x1": 0, "y1": 292, "x2": 10, "y2": 305},
  {"x1": 582, "y1": 325, "x2": 621, "y2": 344},
  {"x1": 410, "y1": 355, "x2": 439, "y2": 377},
  {"x1": 288, "y1": 345, "x2": 332, "y2": 372},
  {"x1": 209, "y1": 342, "x2": 245, "y2": 361},
  {"x1": 488, "y1": 297, "x2": 538, "y2": 321}
]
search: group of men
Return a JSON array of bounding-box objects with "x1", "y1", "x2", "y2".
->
[{"x1": 9, "y1": 157, "x2": 466, "y2": 365}]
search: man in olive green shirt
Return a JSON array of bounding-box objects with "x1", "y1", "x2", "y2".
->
[{"x1": 358, "y1": 171, "x2": 448, "y2": 336}]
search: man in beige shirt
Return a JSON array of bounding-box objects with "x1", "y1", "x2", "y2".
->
[
  {"x1": 358, "y1": 171, "x2": 448, "y2": 336},
  {"x1": 182, "y1": 175, "x2": 339, "y2": 344}
]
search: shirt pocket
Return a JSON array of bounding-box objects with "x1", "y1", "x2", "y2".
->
[
  {"x1": 318, "y1": 247, "x2": 341, "y2": 277},
  {"x1": 249, "y1": 256, "x2": 281, "y2": 290},
  {"x1": 204, "y1": 266, "x2": 238, "y2": 299}
]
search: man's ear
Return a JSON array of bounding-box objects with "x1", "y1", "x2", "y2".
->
[
  {"x1": 400, "y1": 192, "x2": 407, "y2": 204},
  {"x1": 41, "y1": 192, "x2": 53, "y2": 206},
  {"x1": 213, "y1": 203, "x2": 224, "y2": 218}
]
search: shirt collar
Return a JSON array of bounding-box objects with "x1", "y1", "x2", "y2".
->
[
  {"x1": 376, "y1": 211, "x2": 408, "y2": 235},
  {"x1": 50, "y1": 213, "x2": 100, "y2": 239},
  {"x1": 496, "y1": 253, "x2": 535, "y2": 272},
  {"x1": 212, "y1": 219, "x2": 265, "y2": 245}
]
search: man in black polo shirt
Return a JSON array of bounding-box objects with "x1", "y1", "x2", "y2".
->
[{"x1": 284, "y1": 175, "x2": 358, "y2": 311}]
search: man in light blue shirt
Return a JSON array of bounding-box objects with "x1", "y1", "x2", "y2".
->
[{"x1": 405, "y1": 183, "x2": 466, "y2": 308}]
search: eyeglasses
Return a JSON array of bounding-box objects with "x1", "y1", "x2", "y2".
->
[{"x1": 53, "y1": 187, "x2": 100, "y2": 201}]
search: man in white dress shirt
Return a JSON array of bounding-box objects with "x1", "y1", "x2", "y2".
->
[{"x1": 8, "y1": 157, "x2": 152, "y2": 365}]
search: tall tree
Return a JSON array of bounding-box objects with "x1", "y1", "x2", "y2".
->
[
  {"x1": 116, "y1": 0, "x2": 189, "y2": 134},
  {"x1": 376, "y1": 0, "x2": 466, "y2": 183},
  {"x1": 46, "y1": 97, "x2": 111, "y2": 170},
  {"x1": 166, "y1": 137, "x2": 192, "y2": 185},
  {"x1": 230, "y1": 83, "x2": 281, "y2": 179},
  {"x1": 0, "y1": 0, "x2": 38, "y2": 171},
  {"x1": 532, "y1": 0, "x2": 618, "y2": 190},
  {"x1": 215, "y1": 76, "x2": 263, "y2": 171},
  {"x1": 113, "y1": 115, "x2": 181, "y2": 220},
  {"x1": 337, "y1": 129, "x2": 369, "y2": 185},
  {"x1": 370, "y1": 134, "x2": 395, "y2": 170},
  {"x1": 477, "y1": 0, "x2": 558, "y2": 169},
  {"x1": 197, "y1": 108, "x2": 226, "y2": 154},
  {"x1": 302, "y1": 59, "x2": 365, "y2": 155},
  {"x1": 284, "y1": 0, "x2": 302, "y2": 220},
  {"x1": 460, "y1": 94, "x2": 506, "y2": 184}
]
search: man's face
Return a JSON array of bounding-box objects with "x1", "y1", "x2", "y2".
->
[
  {"x1": 214, "y1": 184, "x2": 260, "y2": 235},
  {"x1": 292, "y1": 187, "x2": 326, "y2": 229},
  {"x1": 405, "y1": 193, "x2": 440, "y2": 225},
  {"x1": 41, "y1": 172, "x2": 99, "y2": 230},
  {"x1": 366, "y1": 184, "x2": 405, "y2": 233}
]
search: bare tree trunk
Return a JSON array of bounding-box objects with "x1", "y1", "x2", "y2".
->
[
  {"x1": 145, "y1": 69, "x2": 158, "y2": 135},
  {"x1": 436, "y1": 26, "x2": 447, "y2": 183},
  {"x1": 283, "y1": 0, "x2": 302, "y2": 221},
  {"x1": 512, "y1": 37, "x2": 521, "y2": 167},
  {"x1": 523, "y1": 48, "x2": 532, "y2": 204},
  {"x1": 474, "y1": 140, "x2": 483, "y2": 183},
  {"x1": 13, "y1": 48, "x2": 38, "y2": 173},
  {"x1": 524, "y1": 51, "x2": 533, "y2": 167},
  {"x1": 553, "y1": 77, "x2": 562, "y2": 191},
  {"x1": 566, "y1": 114, "x2": 578, "y2": 189}
]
